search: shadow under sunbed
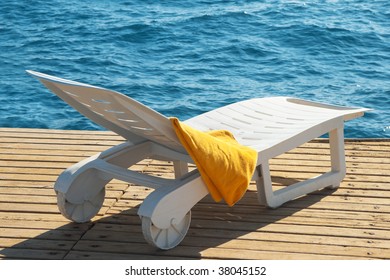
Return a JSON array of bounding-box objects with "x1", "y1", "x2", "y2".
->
[{"x1": 0, "y1": 177, "x2": 333, "y2": 260}]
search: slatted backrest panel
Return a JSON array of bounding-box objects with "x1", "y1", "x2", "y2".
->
[{"x1": 28, "y1": 71, "x2": 184, "y2": 152}]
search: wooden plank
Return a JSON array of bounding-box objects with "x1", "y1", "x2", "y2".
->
[
  {"x1": 0, "y1": 219, "x2": 90, "y2": 231},
  {"x1": 64, "y1": 250, "x2": 191, "y2": 260},
  {"x1": 0, "y1": 202, "x2": 112, "y2": 216},
  {"x1": 0, "y1": 195, "x2": 113, "y2": 212},
  {"x1": 0, "y1": 136, "x2": 121, "y2": 147},
  {"x1": 0, "y1": 181, "x2": 130, "y2": 192},
  {"x1": 0, "y1": 237, "x2": 74, "y2": 251},
  {"x1": 0, "y1": 181, "x2": 55, "y2": 188},
  {"x1": 0, "y1": 161, "x2": 71, "y2": 169},
  {"x1": 0, "y1": 149, "x2": 99, "y2": 158},
  {"x1": 0, "y1": 227, "x2": 85, "y2": 240},
  {"x1": 0, "y1": 203, "x2": 60, "y2": 213},
  {"x1": 0, "y1": 187, "x2": 123, "y2": 200},
  {"x1": 0, "y1": 166, "x2": 64, "y2": 176},
  {"x1": 0, "y1": 145, "x2": 112, "y2": 153},
  {"x1": 0, "y1": 173, "x2": 61, "y2": 182},
  {"x1": 0, "y1": 195, "x2": 56, "y2": 204},
  {"x1": 0, "y1": 130, "x2": 123, "y2": 140},
  {"x1": 70, "y1": 240, "x2": 367, "y2": 260},
  {"x1": 0, "y1": 154, "x2": 85, "y2": 163},
  {"x1": 0, "y1": 212, "x2": 73, "y2": 222},
  {"x1": 0, "y1": 127, "x2": 115, "y2": 135},
  {"x1": 0, "y1": 247, "x2": 67, "y2": 259}
]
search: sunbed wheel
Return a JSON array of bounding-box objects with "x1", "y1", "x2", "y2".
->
[
  {"x1": 56, "y1": 187, "x2": 105, "y2": 223},
  {"x1": 141, "y1": 211, "x2": 191, "y2": 250}
]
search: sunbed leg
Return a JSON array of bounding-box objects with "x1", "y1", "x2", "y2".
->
[
  {"x1": 256, "y1": 125, "x2": 347, "y2": 208},
  {"x1": 327, "y1": 126, "x2": 346, "y2": 189},
  {"x1": 173, "y1": 160, "x2": 189, "y2": 178},
  {"x1": 256, "y1": 161, "x2": 280, "y2": 208}
]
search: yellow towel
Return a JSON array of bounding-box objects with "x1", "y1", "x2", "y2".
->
[{"x1": 170, "y1": 117, "x2": 257, "y2": 206}]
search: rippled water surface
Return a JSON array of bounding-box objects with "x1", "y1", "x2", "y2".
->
[{"x1": 1, "y1": 0, "x2": 389, "y2": 137}]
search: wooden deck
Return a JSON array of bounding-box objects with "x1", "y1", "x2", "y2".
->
[{"x1": 0, "y1": 127, "x2": 389, "y2": 260}]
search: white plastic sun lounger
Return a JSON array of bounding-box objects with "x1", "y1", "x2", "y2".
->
[{"x1": 27, "y1": 70, "x2": 369, "y2": 250}]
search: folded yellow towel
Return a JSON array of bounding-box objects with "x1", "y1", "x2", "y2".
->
[{"x1": 170, "y1": 117, "x2": 257, "y2": 206}]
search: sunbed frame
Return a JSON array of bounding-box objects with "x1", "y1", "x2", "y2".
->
[{"x1": 27, "y1": 70, "x2": 369, "y2": 249}]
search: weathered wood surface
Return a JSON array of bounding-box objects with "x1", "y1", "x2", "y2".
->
[{"x1": 0, "y1": 128, "x2": 389, "y2": 259}]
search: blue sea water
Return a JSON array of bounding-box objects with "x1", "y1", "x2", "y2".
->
[{"x1": 1, "y1": 0, "x2": 389, "y2": 138}]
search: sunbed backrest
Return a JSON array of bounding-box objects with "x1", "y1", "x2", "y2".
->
[{"x1": 27, "y1": 71, "x2": 184, "y2": 152}]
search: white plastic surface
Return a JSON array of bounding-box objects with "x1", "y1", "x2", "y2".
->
[
  {"x1": 141, "y1": 211, "x2": 191, "y2": 250},
  {"x1": 26, "y1": 70, "x2": 185, "y2": 152},
  {"x1": 185, "y1": 96, "x2": 368, "y2": 155},
  {"x1": 57, "y1": 188, "x2": 105, "y2": 223},
  {"x1": 27, "y1": 70, "x2": 370, "y2": 249}
]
